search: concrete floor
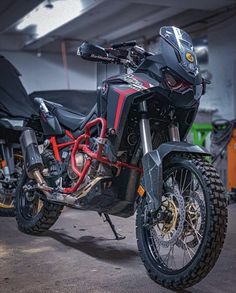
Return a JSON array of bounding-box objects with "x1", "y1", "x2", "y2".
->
[{"x1": 0, "y1": 204, "x2": 235, "y2": 293}]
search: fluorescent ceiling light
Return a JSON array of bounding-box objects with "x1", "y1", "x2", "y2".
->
[{"x1": 16, "y1": 0, "x2": 94, "y2": 40}]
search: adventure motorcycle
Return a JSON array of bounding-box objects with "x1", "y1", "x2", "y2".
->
[{"x1": 15, "y1": 26, "x2": 227, "y2": 290}]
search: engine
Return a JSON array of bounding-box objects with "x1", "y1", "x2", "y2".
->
[
  {"x1": 66, "y1": 151, "x2": 107, "y2": 194},
  {"x1": 67, "y1": 152, "x2": 85, "y2": 180}
]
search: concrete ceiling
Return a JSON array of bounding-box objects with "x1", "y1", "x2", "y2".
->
[{"x1": 0, "y1": 0, "x2": 235, "y2": 53}]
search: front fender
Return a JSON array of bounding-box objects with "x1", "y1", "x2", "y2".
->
[
  {"x1": 158, "y1": 141, "x2": 210, "y2": 160},
  {"x1": 142, "y1": 141, "x2": 210, "y2": 212}
]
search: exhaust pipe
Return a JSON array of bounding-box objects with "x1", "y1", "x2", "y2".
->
[
  {"x1": 20, "y1": 128, "x2": 51, "y2": 195},
  {"x1": 20, "y1": 128, "x2": 44, "y2": 178}
]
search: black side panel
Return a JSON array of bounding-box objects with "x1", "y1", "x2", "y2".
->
[{"x1": 40, "y1": 113, "x2": 64, "y2": 136}]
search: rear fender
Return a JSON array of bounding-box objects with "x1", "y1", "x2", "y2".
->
[{"x1": 142, "y1": 141, "x2": 210, "y2": 212}]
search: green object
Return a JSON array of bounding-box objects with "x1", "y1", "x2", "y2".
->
[{"x1": 191, "y1": 123, "x2": 213, "y2": 147}]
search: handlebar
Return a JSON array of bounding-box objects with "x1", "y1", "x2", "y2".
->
[
  {"x1": 78, "y1": 39, "x2": 150, "y2": 69},
  {"x1": 105, "y1": 43, "x2": 152, "y2": 69},
  {"x1": 111, "y1": 40, "x2": 137, "y2": 49}
]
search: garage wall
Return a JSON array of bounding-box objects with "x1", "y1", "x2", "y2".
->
[
  {"x1": 97, "y1": 63, "x2": 126, "y2": 88},
  {"x1": 199, "y1": 16, "x2": 236, "y2": 120},
  {"x1": 0, "y1": 51, "x2": 97, "y2": 93}
]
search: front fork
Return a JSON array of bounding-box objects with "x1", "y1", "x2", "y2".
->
[
  {"x1": 139, "y1": 101, "x2": 153, "y2": 155},
  {"x1": 139, "y1": 101, "x2": 180, "y2": 213}
]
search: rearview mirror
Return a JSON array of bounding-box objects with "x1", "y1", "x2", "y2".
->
[{"x1": 77, "y1": 42, "x2": 109, "y2": 62}]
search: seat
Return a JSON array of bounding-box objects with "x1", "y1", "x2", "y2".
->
[
  {"x1": 30, "y1": 90, "x2": 97, "y2": 116},
  {"x1": 45, "y1": 100, "x2": 97, "y2": 132}
]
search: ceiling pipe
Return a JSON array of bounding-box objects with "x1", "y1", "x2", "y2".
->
[{"x1": 61, "y1": 40, "x2": 70, "y2": 90}]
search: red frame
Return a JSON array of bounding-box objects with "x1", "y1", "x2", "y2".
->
[{"x1": 49, "y1": 118, "x2": 142, "y2": 194}]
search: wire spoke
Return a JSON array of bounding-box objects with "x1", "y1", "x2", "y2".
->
[
  {"x1": 181, "y1": 169, "x2": 188, "y2": 194},
  {"x1": 185, "y1": 218, "x2": 203, "y2": 243},
  {"x1": 180, "y1": 238, "x2": 195, "y2": 260},
  {"x1": 181, "y1": 175, "x2": 194, "y2": 195},
  {"x1": 179, "y1": 169, "x2": 183, "y2": 192}
]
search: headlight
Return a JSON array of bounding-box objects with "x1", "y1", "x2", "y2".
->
[{"x1": 164, "y1": 71, "x2": 192, "y2": 91}]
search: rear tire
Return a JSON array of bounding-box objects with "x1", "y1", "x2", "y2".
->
[
  {"x1": 136, "y1": 156, "x2": 227, "y2": 290},
  {"x1": 15, "y1": 171, "x2": 63, "y2": 235}
]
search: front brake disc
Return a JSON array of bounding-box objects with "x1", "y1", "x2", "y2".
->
[{"x1": 151, "y1": 188, "x2": 186, "y2": 248}]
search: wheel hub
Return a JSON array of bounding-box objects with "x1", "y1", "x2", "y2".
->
[
  {"x1": 151, "y1": 187, "x2": 186, "y2": 248},
  {"x1": 158, "y1": 199, "x2": 178, "y2": 235}
]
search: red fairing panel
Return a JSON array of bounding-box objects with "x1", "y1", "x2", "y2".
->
[
  {"x1": 113, "y1": 88, "x2": 137, "y2": 129},
  {"x1": 112, "y1": 75, "x2": 152, "y2": 130}
]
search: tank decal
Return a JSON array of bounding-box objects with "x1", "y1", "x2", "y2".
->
[{"x1": 113, "y1": 87, "x2": 137, "y2": 129}]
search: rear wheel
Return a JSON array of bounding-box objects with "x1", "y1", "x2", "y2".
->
[
  {"x1": 15, "y1": 171, "x2": 63, "y2": 235},
  {"x1": 136, "y1": 156, "x2": 227, "y2": 290}
]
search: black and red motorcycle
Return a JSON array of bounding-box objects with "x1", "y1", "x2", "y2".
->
[{"x1": 15, "y1": 26, "x2": 227, "y2": 289}]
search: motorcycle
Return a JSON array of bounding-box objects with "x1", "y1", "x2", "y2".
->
[
  {"x1": 0, "y1": 56, "x2": 37, "y2": 217},
  {"x1": 15, "y1": 26, "x2": 227, "y2": 290},
  {"x1": 0, "y1": 137, "x2": 23, "y2": 217}
]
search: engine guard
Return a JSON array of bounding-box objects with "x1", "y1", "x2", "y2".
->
[{"x1": 142, "y1": 141, "x2": 211, "y2": 212}]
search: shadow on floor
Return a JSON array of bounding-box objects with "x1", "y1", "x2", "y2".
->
[{"x1": 43, "y1": 230, "x2": 139, "y2": 264}]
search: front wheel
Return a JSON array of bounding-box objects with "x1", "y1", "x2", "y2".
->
[{"x1": 136, "y1": 156, "x2": 227, "y2": 290}]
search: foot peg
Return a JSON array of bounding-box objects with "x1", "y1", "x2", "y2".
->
[{"x1": 99, "y1": 213, "x2": 125, "y2": 240}]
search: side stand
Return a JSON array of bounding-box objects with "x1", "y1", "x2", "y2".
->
[{"x1": 99, "y1": 213, "x2": 126, "y2": 240}]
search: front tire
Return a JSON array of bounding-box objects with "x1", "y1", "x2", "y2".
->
[
  {"x1": 15, "y1": 171, "x2": 63, "y2": 235},
  {"x1": 136, "y1": 156, "x2": 227, "y2": 290}
]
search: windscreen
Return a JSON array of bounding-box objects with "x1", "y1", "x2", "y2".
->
[{"x1": 160, "y1": 26, "x2": 198, "y2": 75}]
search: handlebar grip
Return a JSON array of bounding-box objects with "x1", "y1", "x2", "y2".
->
[{"x1": 111, "y1": 40, "x2": 137, "y2": 49}]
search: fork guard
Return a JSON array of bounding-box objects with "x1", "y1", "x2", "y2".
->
[{"x1": 142, "y1": 141, "x2": 210, "y2": 212}]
